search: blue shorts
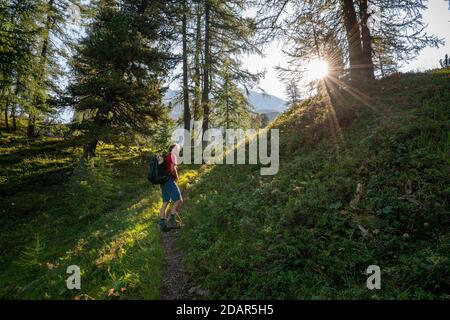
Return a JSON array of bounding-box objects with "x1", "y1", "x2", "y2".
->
[{"x1": 161, "y1": 177, "x2": 182, "y2": 203}]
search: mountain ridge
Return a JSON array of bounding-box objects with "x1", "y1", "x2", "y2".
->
[{"x1": 165, "y1": 88, "x2": 287, "y2": 120}]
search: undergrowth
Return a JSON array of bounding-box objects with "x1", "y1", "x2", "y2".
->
[{"x1": 179, "y1": 70, "x2": 450, "y2": 299}]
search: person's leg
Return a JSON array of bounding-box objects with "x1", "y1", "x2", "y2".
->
[
  {"x1": 159, "y1": 182, "x2": 170, "y2": 231},
  {"x1": 167, "y1": 199, "x2": 182, "y2": 229},
  {"x1": 171, "y1": 199, "x2": 183, "y2": 214},
  {"x1": 159, "y1": 202, "x2": 170, "y2": 231},
  {"x1": 167, "y1": 179, "x2": 183, "y2": 228},
  {"x1": 160, "y1": 202, "x2": 169, "y2": 219}
]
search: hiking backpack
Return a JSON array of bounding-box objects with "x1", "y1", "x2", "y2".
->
[{"x1": 148, "y1": 154, "x2": 170, "y2": 185}]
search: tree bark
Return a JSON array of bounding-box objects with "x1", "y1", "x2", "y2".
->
[
  {"x1": 225, "y1": 78, "x2": 229, "y2": 129},
  {"x1": 27, "y1": 113, "x2": 36, "y2": 138},
  {"x1": 81, "y1": 104, "x2": 109, "y2": 159},
  {"x1": 11, "y1": 104, "x2": 17, "y2": 131},
  {"x1": 182, "y1": 0, "x2": 191, "y2": 133},
  {"x1": 27, "y1": 111, "x2": 35, "y2": 137},
  {"x1": 201, "y1": 0, "x2": 211, "y2": 139},
  {"x1": 193, "y1": 4, "x2": 202, "y2": 121},
  {"x1": 4, "y1": 105, "x2": 9, "y2": 131},
  {"x1": 28, "y1": 0, "x2": 55, "y2": 138},
  {"x1": 82, "y1": 138, "x2": 99, "y2": 159},
  {"x1": 342, "y1": 0, "x2": 363, "y2": 82},
  {"x1": 358, "y1": 0, "x2": 375, "y2": 80},
  {"x1": 12, "y1": 77, "x2": 20, "y2": 132}
]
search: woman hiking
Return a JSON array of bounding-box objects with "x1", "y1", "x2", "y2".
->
[{"x1": 159, "y1": 143, "x2": 183, "y2": 232}]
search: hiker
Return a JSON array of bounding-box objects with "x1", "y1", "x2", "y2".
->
[{"x1": 159, "y1": 143, "x2": 183, "y2": 231}]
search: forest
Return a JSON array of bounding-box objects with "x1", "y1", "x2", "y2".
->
[{"x1": 0, "y1": 0, "x2": 449, "y2": 300}]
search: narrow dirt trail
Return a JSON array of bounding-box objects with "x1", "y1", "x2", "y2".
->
[{"x1": 160, "y1": 229, "x2": 191, "y2": 300}]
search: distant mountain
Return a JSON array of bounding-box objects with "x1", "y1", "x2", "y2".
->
[
  {"x1": 164, "y1": 89, "x2": 287, "y2": 121},
  {"x1": 259, "y1": 111, "x2": 280, "y2": 122},
  {"x1": 245, "y1": 91, "x2": 286, "y2": 113}
]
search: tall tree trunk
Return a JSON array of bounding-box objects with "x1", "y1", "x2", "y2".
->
[
  {"x1": 4, "y1": 105, "x2": 9, "y2": 131},
  {"x1": 82, "y1": 138, "x2": 99, "y2": 159},
  {"x1": 342, "y1": 0, "x2": 363, "y2": 83},
  {"x1": 28, "y1": 0, "x2": 54, "y2": 138},
  {"x1": 81, "y1": 103, "x2": 109, "y2": 159},
  {"x1": 182, "y1": 0, "x2": 191, "y2": 133},
  {"x1": 225, "y1": 78, "x2": 229, "y2": 129},
  {"x1": 358, "y1": 0, "x2": 375, "y2": 80},
  {"x1": 201, "y1": 0, "x2": 211, "y2": 139},
  {"x1": 193, "y1": 4, "x2": 202, "y2": 121},
  {"x1": 12, "y1": 77, "x2": 20, "y2": 132},
  {"x1": 27, "y1": 113, "x2": 36, "y2": 138},
  {"x1": 11, "y1": 104, "x2": 17, "y2": 131}
]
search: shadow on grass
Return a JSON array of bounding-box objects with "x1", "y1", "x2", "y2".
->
[{"x1": 0, "y1": 155, "x2": 164, "y2": 299}]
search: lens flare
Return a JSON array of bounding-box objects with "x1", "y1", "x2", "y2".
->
[{"x1": 307, "y1": 59, "x2": 329, "y2": 80}]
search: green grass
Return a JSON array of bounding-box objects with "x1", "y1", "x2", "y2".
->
[
  {"x1": 1, "y1": 69, "x2": 449, "y2": 300},
  {"x1": 0, "y1": 134, "x2": 165, "y2": 299},
  {"x1": 178, "y1": 70, "x2": 450, "y2": 299}
]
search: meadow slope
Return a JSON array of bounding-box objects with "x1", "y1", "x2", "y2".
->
[
  {"x1": 0, "y1": 136, "x2": 167, "y2": 299},
  {"x1": 179, "y1": 70, "x2": 450, "y2": 299}
]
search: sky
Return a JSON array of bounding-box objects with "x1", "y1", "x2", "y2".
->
[
  {"x1": 62, "y1": 1, "x2": 449, "y2": 122},
  {"x1": 241, "y1": 0, "x2": 450, "y2": 100}
]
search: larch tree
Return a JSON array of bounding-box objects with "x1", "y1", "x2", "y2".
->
[
  {"x1": 201, "y1": 0, "x2": 211, "y2": 136},
  {"x1": 69, "y1": 0, "x2": 174, "y2": 158},
  {"x1": 255, "y1": 0, "x2": 442, "y2": 86},
  {"x1": 205, "y1": 0, "x2": 262, "y2": 131},
  {"x1": 26, "y1": 0, "x2": 81, "y2": 138},
  {"x1": 181, "y1": 0, "x2": 191, "y2": 133},
  {"x1": 192, "y1": 2, "x2": 203, "y2": 123},
  {"x1": 0, "y1": 0, "x2": 38, "y2": 130},
  {"x1": 213, "y1": 58, "x2": 253, "y2": 129},
  {"x1": 0, "y1": 0, "x2": 81, "y2": 135}
]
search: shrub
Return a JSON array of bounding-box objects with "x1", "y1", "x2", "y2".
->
[
  {"x1": 15, "y1": 234, "x2": 45, "y2": 272},
  {"x1": 179, "y1": 71, "x2": 450, "y2": 299},
  {"x1": 66, "y1": 158, "x2": 114, "y2": 217}
]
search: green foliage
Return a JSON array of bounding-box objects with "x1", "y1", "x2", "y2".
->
[
  {"x1": 1, "y1": 0, "x2": 81, "y2": 135},
  {"x1": 15, "y1": 234, "x2": 45, "y2": 271},
  {"x1": 179, "y1": 70, "x2": 450, "y2": 299},
  {"x1": 69, "y1": 0, "x2": 173, "y2": 156},
  {"x1": 0, "y1": 133, "x2": 164, "y2": 299},
  {"x1": 0, "y1": 0, "x2": 37, "y2": 83},
  {"x1": 151, "y1": 117, "x2": 176, "y2": 154},
  {"x1": 212, "y1": 58, "x2": 253, "y2": 129},
  {"x1": 66, "y1": 158, "x2": 114, "y2": 217}
]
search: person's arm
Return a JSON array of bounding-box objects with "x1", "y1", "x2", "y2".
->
[
  {"x1": 173, "y1": 165, "x2": 179, "y2": 180},
  {"x1": 169, "y1": 154, "x2": 179, "y2": 180}
]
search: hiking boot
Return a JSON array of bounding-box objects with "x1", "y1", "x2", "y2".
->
[
  {"x1": 167, "y1": 214, "x2": 180, "y2": 229},
  {"x1": 159, "y1": 219, "x2": 170, "y2": 232}
]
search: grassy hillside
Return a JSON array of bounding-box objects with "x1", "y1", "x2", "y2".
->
[
  {"x1": 1, "y1": 70, "x2": 448, "y2": 300},
  {"x1": 0, "y1": 132, "x2": 167, "y2": 299},
  {"x1": 178, "y1": 70, "x2": 450, "y2": 299}
]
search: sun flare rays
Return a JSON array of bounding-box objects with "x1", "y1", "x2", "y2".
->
[{"x1": 306, "y1": 59, "x2": 329, "y2": 81}]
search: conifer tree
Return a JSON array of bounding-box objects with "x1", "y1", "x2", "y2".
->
[
  {"x1": 192, "y1": 2, "x2": 203, "y2": 122},
  {"x1": 213, "y1": 59, "x2": 252, "y2": 129},
  {"x1": 0, "y1": 0, "x2": 38, "y2": 130},
  {"x1": 69, "y1": 0, "x2": 173, "y2": 158},
  {"x1": 1, "y1": 0, "x2": 81, "y2": 134},
  {"x1": 255, "y1": 0, "x2": 442, "y2": 84},
  {"x1": 181, "y1": 0, "x2": 191, "y2": 133},
  {"x1": 203, "y1": 0, "x2": 262, "y2": 132}
]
